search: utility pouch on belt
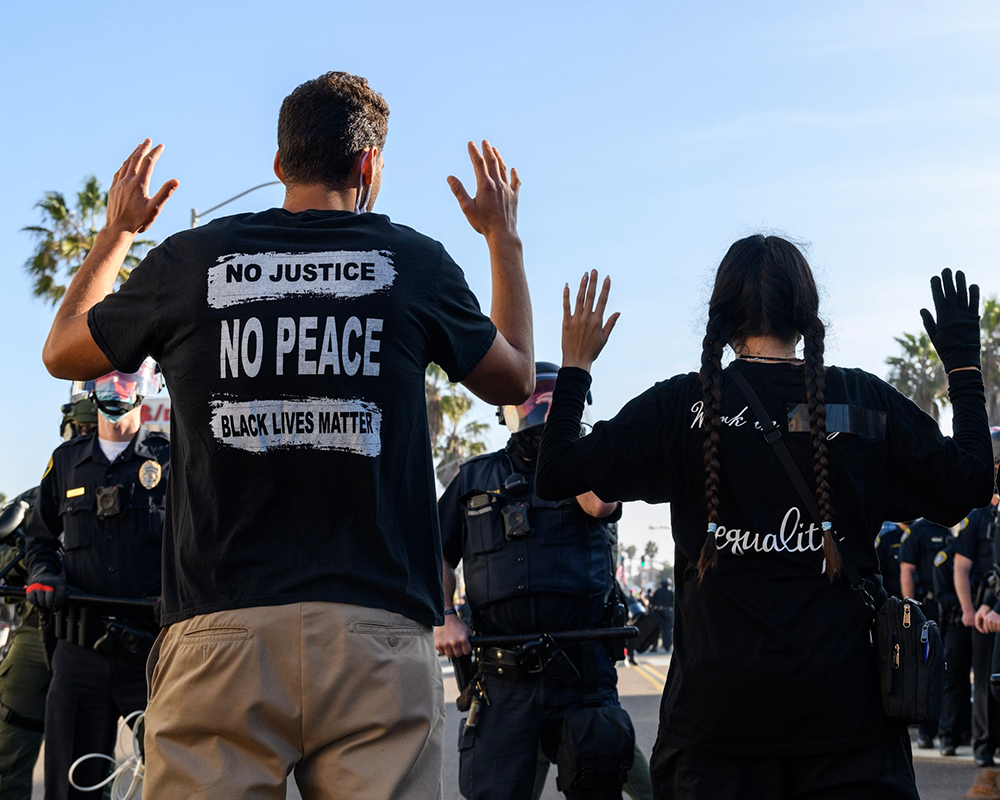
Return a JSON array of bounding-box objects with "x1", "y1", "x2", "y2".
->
[
  {"x1": 731, "y1": 367, "x2": 944, "y2": 725},
  {"x1": 555, "y1": 706, "x2": 634, "y2": 800},
  {"x1": 93, "y1": 621, "x2": 157, "y2": 660}
]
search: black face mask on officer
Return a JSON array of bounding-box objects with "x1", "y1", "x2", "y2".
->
[{"x1": 510, "y1": 426, "x2": 544, "y2": 465}]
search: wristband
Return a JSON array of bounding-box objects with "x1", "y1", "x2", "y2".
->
[{"x1": 444, "y1": 608, "x2": 458, "y2": 616}]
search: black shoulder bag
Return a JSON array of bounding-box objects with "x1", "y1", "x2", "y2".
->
[{"x1": 729, "y1": 367, "x2": 944, "y2": 725}]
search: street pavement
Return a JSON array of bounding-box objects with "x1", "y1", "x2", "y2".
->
[{"x1": 29, "y1": 652, "x2": 988, "y2": 798}]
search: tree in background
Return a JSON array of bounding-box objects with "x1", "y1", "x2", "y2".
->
[
  {"x1": 886, "y1": 296, "x2": 1000, "y2": 425},
  {"x1": 426, "y1": 364, "x2": 490, "y2": 486},
  {"x1": 643, "y1": 540, "x2": 658, "y2": 567},
  {"x1": 623, "y1": 544, "x2": 637, "y2": 583},
  {"x1": 885, "y1": 332, "x2": 947, "y2": 421},
  {"x1": 981, "y1": 297, "x2": 1000, "y2": 425},
  {"x1": 22, "y1": 176, "x2": 155, "y2": 304}
]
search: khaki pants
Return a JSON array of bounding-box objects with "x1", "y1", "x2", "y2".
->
[{"x1": 144, "y1": 602, "x2": 444, "y2": 799}]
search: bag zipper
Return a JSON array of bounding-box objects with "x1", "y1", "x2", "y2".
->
[
  {"x1": 903, "y1": 602, "x2": 911, "y2": 629},
  {"x1": 893, "y1": 643, "x2": 900, "y2": 669}
]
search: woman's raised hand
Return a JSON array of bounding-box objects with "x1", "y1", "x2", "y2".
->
[{"x1": 562, "y1": 270, "x2": 620, "y2": 372}]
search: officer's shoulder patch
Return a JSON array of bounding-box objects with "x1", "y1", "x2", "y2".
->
[
  {"x1": 874, "y1": 535, "x2": 882, "y2": 549},
  {"x1": 901, "y1": 529, "x2": 911, "y2": 543},
  {"x1": 934, "y1": 550, "x2": 948, "y2": 568},
  {"x1": 42, "y1": 457, "x2": 53, "y2": 480},
  {"x1": 958, "y1": 517, "x2": 971, "y2": 532}
]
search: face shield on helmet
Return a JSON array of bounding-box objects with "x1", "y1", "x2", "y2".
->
[
  {"x1": 497, "y1": 362, "x2": 593, "y2": 438},
  {"x1": 85, "y1": 359, "x2": 161, "y2": 423}
]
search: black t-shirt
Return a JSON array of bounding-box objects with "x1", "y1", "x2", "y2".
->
[
  {"x1": 89, "y1": 209, "x2": 496, "y2": 626},
  {"x1": 955, "y1": 504, "x2": 999, "y2": 583},
  {"x1": 898, "y1": 518, "x2": 953, "y2": 594},
  {"x1": 537, "y1": 361, "x2": 993, "y2": 757},
  {"x1": 874, "y1": 522, "x2": 906, "y2": 599}
]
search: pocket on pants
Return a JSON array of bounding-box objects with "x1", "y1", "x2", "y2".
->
[{"x1": 178, "y1": 626, "x2": 253, "y2": 643}]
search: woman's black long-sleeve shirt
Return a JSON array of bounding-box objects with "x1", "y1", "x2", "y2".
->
[{"x1": 537, "y1": 361, "x2": 994, "y2": 756}]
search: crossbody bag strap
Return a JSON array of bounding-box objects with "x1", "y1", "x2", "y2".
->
[{"x1": 727, "y1": 366, "x2": 868, "y2": 597}]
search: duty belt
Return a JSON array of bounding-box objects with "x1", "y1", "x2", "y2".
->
[{"x1": 476, "y1": 634, "x2": 581, "y2": 684}]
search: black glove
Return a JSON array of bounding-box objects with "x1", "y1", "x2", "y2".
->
[
  {"x1": 26, "y1": 573, "x2": 68, "y2": 612},
  {"x1": 920, "y1": 268, "x2": 981, "y2": 373}
]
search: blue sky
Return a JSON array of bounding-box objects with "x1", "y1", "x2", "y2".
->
[{"x1": 2, "y1": 1, "x2": 998, "y2": 560}]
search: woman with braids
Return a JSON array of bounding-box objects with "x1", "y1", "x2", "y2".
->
[{"x1": 536, "y1": 236, "x2": 996, "y2": 800}]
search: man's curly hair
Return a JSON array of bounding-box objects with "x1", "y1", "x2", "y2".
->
[{"x1": 277, "y1": 72, "x2": 389, "y2": 190}]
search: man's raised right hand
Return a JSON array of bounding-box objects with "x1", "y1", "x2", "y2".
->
[{"x1": 448, "y1": 140, "x2": 520, "y2": 242}]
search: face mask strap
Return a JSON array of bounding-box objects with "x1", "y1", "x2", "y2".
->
[
  {"x1": 90, "y1": 390, "x2": 142, "y2": 423},
  {"x1": 354, "y1": 151, "x2": 372, "y2": 214}
]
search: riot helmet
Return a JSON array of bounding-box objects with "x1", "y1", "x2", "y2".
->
[
  {"x1": 497, "y1": 362, "x2": 593, "y2": 435},
  {"x1": 84, "y1": 359, "x2": 161, "y2": 423}
]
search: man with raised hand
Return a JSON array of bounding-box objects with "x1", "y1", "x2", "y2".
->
[{"x1": 40, "y1": 71, "x2": 533, "y2": 800}]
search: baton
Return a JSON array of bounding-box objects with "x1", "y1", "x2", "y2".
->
[
  {"x1": 0, "y1": 584, "x2": 156, "y2": 613},
  {"x1": 469, "y1": 626, "x2": 638, "y2": 649}
]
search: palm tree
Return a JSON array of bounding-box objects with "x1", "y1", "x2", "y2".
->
[
  {"x1": 623, "y1": 544, "x2": 637, "y2": 583},
  {"x1": 981, "y1": 297, "x2": 1000, "y2": 426},
  {"x1": 425, "y1": 364, "x2": 491, "y2": 486},
  {"x1": 644, "y1": 540, "x2": 659, "y2": 567},
  {"x1": 885, "y1": 332, "x2": 947, "y2": 421},
  {"x1": 22, "y1": 176, "x2": 155, "y2": 304}
]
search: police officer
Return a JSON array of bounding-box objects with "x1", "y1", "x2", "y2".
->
[
  {"x1": 875, "y1": 520, "x2": 909, "y2": 600},
  {"x1": 934, "y1": 536, "x2": 974, "y2": 756},
  {"x1": 649, "y1": 578, "x2": 674, "y2": 653},
  {"x1": 26, "y1": 360, "x2": 168, "y2": 799},
  {"x1": 0, "y1": 396, "x2": 98, "y2": 798},
  {"x1": 898, "y1": 517, "x2": 952, "y2": 748},
  {"x1": 0, "y1": 488, "x2": 46, "y2": 799},
  {"x1": 959, "y1": 428, "x2": 1000, "y2": 767},
  {"x1": 435, "y1": 362, "x2": 637, "y2": 800}
]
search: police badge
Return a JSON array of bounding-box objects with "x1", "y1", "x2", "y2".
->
[{"x1": 139, "y1": 460, "x2": 162, "y2": 490}]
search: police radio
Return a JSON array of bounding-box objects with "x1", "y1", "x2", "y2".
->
[{"x1": 500, "y1": 473, "x2": 532, "y2": 541}]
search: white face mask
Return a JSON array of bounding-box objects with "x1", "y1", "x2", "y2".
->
[{"x1": 355, "y1": 151, "x2": 372, "y2": 214}]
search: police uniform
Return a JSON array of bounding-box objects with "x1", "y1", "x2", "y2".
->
[
  {"x1": 898, "y1": 518, "x2": 951, "y2": 617},
  {"x1": 649, "y1": 582, "x2": 674, "y2": 652},
  {"x1": 0, "y1": 487, "x2": 49, "y2": 800},
  {"x1": 955, "y1": 504, "x2": 1000, "y2": 764},
  {"x1": 874, "y1": 521, "x2": 907, "y2": 600},
  {"x1": 25, "y1": 428, "x2": 168, "y2": 800},
  {"x1": 440, "y1": 442, "x2": 634, "y2": 800},
  {"x1": 932, "y1": 539, "x2": 973, "y2": 752}
]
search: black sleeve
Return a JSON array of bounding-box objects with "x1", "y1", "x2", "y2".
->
[
  {"x1": 537, "y1": 368, "x2": 672, "y2": 504},
  {"x1": 87, "y1": 244, "x2": 165, "y2": 373},
  {"x1": 438, "y1": 471, "x2": 467, "y2": 568},
  {"x1": 898, "y1": 533, "x2": 920, "y2": 567},
  {"x1": 883, "y1": 370, "x2": 995, "y2": 525},
  {"x1": 24, "y1": 457, "x2": 64, "y2": 580},
  {"x1": 426, "y1": 246, "x2": 497, "y2": 383}
]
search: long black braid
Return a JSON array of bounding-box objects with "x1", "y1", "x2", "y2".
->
[
  {"x1": 698, "y1": 313, "x2": 727, "y2": 577},
  {"x1": 697, "y1": 235, "x2": 840, "y2": 581}
]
